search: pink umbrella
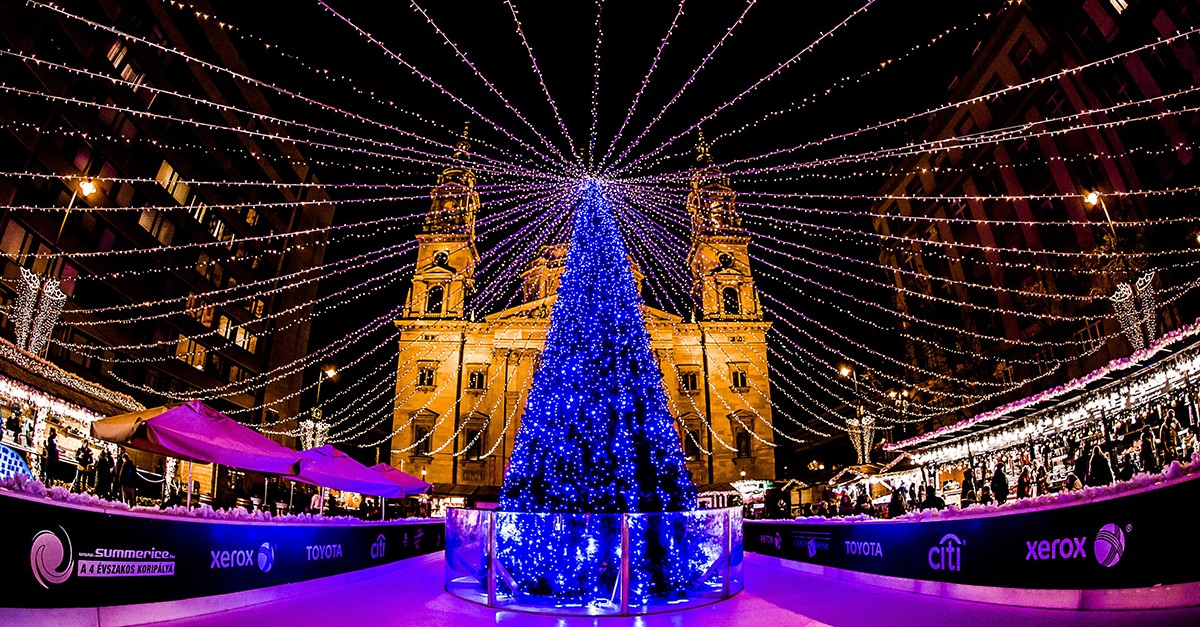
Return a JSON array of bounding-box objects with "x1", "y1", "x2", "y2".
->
[
  {"x1": 369, "y1": 463, "x2": 431, "y2": 519},
  {"x1": 292, "y1": 445, "x2": 407, "y2": 499},
  {"x1": 91, "y1": 400, "x2": 301, "y2": 507},
  {"x1": 369, "y1": 463, "x2": 431, "y2": 497}
]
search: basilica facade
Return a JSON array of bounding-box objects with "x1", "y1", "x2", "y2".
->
[{"x1": 390, "y1": 135, "x2": 775, "y2": 489}]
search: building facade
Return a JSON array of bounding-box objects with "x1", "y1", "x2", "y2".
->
[
  {"x1": 391, "y1": 137, "x2": 776, "y2": 488},
  {"x1": 871, "y1": 0, "x2": 1198, "y2": 440},
  {"x1": 0, "y1": 0, "x2": 334, "y2": 439}
]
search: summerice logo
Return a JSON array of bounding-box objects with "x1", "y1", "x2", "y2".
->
[{"x1": 30, "y1": 527, "x2": 74, "y2": 588}]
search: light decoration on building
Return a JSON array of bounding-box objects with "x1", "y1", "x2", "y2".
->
[{"x1": 1112, "y1": 282, "x2": 1144, "y2": 352}]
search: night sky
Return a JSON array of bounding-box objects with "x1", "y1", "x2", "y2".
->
[{"x1": 206, "y1": 0, "x2": 999, "y2": 466}]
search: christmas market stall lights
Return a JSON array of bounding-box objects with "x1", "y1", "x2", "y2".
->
[{"x1": 885, "y1": 317, "x2": 1200, "y2": 477}]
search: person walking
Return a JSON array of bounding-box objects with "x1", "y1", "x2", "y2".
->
[
  {"x1": 1035, "y1": 464, "x2": 1049, "y2": 496},
  {"x1": 961, "y1": 469, "x2": 976, "y2": 503},
  {"x1": 887, "y1": 487, "x2": 908, "y2": 518},
  {"x1": 990, "y1": 459, "x2": 1009, "y2": 505}
]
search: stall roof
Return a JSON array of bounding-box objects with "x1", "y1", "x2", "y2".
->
[
  {"x1": 886, "y1": 324, "x2": 1200, "y2": 454},
  {"x1": 90, "y1": 401, "x2": 300, "y2": 475}
]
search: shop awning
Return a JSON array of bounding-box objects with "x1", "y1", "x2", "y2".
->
[
  {"x1": 90, "y1": 401, "x2": 300, "y2": 475},
  {"x1": 291, "y1": 445, "x2": 407, "y2": 498},
  {"x1": 369, "y1": 463, "x2": 431, "y2": 497}
]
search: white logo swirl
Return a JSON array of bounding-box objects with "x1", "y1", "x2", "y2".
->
[{"x1": 31, "y1": 527, "x2": 73, "y2": 588}]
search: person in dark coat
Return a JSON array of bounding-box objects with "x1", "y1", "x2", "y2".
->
[
  {"x1": 1016, "y1": 465, "x2": 1033, "y2": 499},
  {"x1": 73, "y1": 445, "x2": 94, "y2": 493},
  {"x1": 887, "y1": 488, "x2": 908, "y2": 518},
  {"x1": 1073, "y1": 449, "x2": 1090, "y2": 487},
  {"x1": 990, "y1": 460, "x2": 1009, "y2": 505},
  {"x1": 979, "y1": 485, "x2": 995, "y2": 505},
  {"x1": 1115, "y1": 452, "x2": 1134, "y2": 482},
  {"x1": 1087, "y1": 445, "x2": 1114, "y2": 487},
  {"x1": 94, "y1": 449, "x2": 114, "y2": 500},
  {"x1": 116, "y1": 450, "x2": 138, "y2": 504},
  {"x1": 961, "y1": 469, "x2": 976, "y2": 503},
  {"x1": 42, "y1": 429, "x2": 59, "y2": 484},
  {"x1": 837, "y1": 493, "x2": 854, "y2": 517},
  {"x1": 921, "y1": 485, "x2": 946, "y2": 510},
  {"x1": 1140, "y1": 431, "x2": 1161, "y2": 475}
]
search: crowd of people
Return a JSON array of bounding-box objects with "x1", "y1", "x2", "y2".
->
[
  {"x1": 39, "y1": 430, "x2": 143, "y2": 504},
  {"x1": 801, "y1": 411, "x2": 1189, "y2": 520}
]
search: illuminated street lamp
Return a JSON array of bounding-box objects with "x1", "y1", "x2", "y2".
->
[
  {"x1": 56, "y1": 179, "x2": 98, "y2": 243},
  {"x1": 1084, "y1": 191, "x2": 1156, "y2": 351}
]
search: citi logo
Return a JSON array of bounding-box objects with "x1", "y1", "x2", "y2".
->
[
  {"x1": 306, "y1": 543, "x2": 343, "y2": 561},
  {"x1": 1025, "y1": 537, "x2": 1087, "y2": 561},
  {"x1": 211, "y1": 543, "x2": 274, "y2": 572},
  {"x1": 759, "y1": 533, "x2": 781, "y2": 550},
  {"x1": 844, "y1": 540, "x2": 883, "y2": 557},
  {"x1": 371, "y1": 534, "x2": 387, "y2": 559},
  {"x1": 30, "y1": 527, "x2": 74, "y2": 588},
  {"x1": 1094, "y1": 523, "x2": 1127, "y2": 568},
  {"x1": 928, "y1": 534, "x2": 965, "y2": 572}
]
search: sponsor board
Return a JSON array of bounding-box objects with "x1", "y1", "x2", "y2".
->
[
  {"x1": 7, "y1": 492, "x2": 444, "y2": 608},
  {"x1": 745, "y1": 475, "x2": 1192, "y2": 591}
]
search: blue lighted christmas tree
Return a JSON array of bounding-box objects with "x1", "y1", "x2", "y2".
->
[{"x1": 500, "y1": 180, "x2": 696, "y2": 514}]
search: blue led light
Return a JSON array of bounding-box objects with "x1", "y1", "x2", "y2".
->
[{"x1": 500, "y1": 180, "x2": 696, "y2": 514}]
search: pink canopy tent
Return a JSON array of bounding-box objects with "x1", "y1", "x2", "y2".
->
[
  {"x1": 369, "y1": 463, "x2": 430, "y2": 519},
  {"x1": 292, "y1": 445, "x2": 407, "y2": 499},
  {"x1": 369, "y1": 463, "x2": 431, "y2": 497},
  {"x1": 90, "y1": 401, "x2": 300, "y2": 474},
  {"x1": 90, "y1": 400, "x2": 302, "y2": 506}
]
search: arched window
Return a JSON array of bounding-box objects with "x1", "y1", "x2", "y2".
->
[
  {"x1": 426, "y1": 285, "x2": 444, "y2": 313},
  {"x1": 736, "y1": 430, "x2": 751, "y2": 458},
  {"x1": 464, "y1": 429, "x2": 484, "y2": 460},
  {"x1": 414, "y1": 426, "x2": 431, "y2": 455},
  {"x1": 684, "y1": 430, "x2": 701, "y2": 460},
  {"x1": 722, "y1": 287, "x2": 740, "y2": 315}
]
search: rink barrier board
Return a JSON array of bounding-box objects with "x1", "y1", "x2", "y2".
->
[
  {"x1": 746, "y1": 471, "x2": 1200, "y2": 609},
  {"x1": 0, "y1": 490, "x2": 444, "y2": 609}
]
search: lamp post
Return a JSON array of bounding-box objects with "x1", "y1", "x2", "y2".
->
[
  {"x1": 56, "y1": 179, "x2": 97, "y2": 244},
  {"x1": 299, "y1": 366, "x2": 337, "y2": 451},
  {"x1": 840, "y1": 365, "x2": 874, "y2": 464}
]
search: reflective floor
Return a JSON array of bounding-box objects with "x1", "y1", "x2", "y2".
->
[{"x1": 154, "y1": 552, "x2": 1199, "y2": 627}]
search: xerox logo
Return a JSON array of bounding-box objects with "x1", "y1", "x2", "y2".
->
[
  {"x1": 1094, "y1": 523, "x2": 1126, "y2": 568},
  {"x1": 210, "y1": 543, "x2": 275, "y2": 573},
  {"x1": 1025, "y1": 536, "x2": 1087, "y2": 561},
  {"x1": 30, "y1": 527, "x2": 73, "y2": 588},
  {"x1": 759, "y1": 533, "x2": 782, "y2": 550},
  {"x1": 928, "y1": 534, "x2": 965, "y2": 572},
  {"x1": 370, "y1": 534, "x2": 387, "y2": 559},
  {"x1": 844, "y1": 540, "x2": 883, "y2": 557}
]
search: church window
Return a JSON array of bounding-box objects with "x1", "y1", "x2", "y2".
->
[
  {"x1": 426, "y1": 285, "x2": 444, "y2": 313},
  {"x1": 722, "y1": 287, "x2": 740, "y2": 315},
  {"x1": 736, "y1": 430, "x2": 752, "y2": 458}
]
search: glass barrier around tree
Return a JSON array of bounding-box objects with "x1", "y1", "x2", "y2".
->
[{"x1": 444, "y1": 506, "x2": 743, "y2": 616}]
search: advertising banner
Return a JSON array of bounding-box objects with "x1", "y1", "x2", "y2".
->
[
  {"x1": 2, "y1": 492, "x2": 444, "y2": 608},
  {"x1": 746, "y1": 474, "x2": 1200, "y2": 590}
]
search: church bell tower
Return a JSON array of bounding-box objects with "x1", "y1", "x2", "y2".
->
[
  {"x1": 405, "y1": 125, "x2": 480, "y2": 319},
  {"x1": 686, "y1": 131, "x2": 761, "y2": 321}
]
